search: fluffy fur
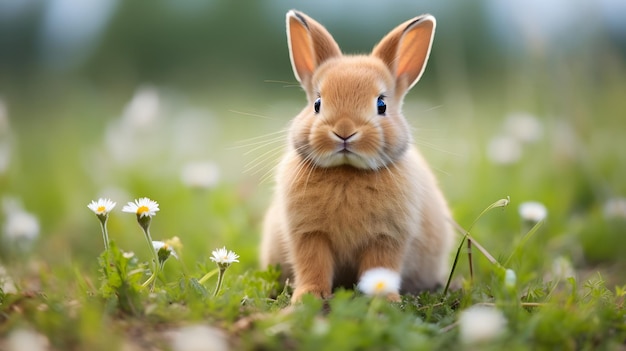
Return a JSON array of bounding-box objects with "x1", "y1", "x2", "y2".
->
[{"x1": 261, "y1": 10, "x2": 453, "y2": 302}]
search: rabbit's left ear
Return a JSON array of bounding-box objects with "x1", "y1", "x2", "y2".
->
[
  {"x1": 286, "y1": 10, "x2": 342, "y2": 90},
  {"x1": 372, "y1": 15, "x2": 436, "y2": 93}
]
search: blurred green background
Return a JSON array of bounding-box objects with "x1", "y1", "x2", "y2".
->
[{"x1": 1, "y1": 0, "x2": 625, "y2": 285}]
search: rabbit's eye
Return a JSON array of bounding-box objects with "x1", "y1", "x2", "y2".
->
[
  {"x1": 314, "y1": 98, "x2": 321, "y2": 114},
  {"x1": 377, "y1": 96, "x2": 386, "y2": 115}
]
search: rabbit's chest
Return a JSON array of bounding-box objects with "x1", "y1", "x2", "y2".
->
[{"x1": 285, "y1": 165, "x2": 418, "y2": 245}]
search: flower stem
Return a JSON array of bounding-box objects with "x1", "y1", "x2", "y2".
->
[
  {"x1": 443, "y1": 232, "x2": 467, "y2": 296},
  {"x1": 198, "y1": 267, "x2": 219, "y2": 285},
  {"x1": 213, "y1": 268, "x2": 226, "y2": 297},
  {"x1": 141, "y1": 271, "x2": 157, "y2": 289},
  {"x1": 467, "y1": 237, "x2": 473, "y2": 282},
  {"x1": 502, "y1": 220, "x2": 544, "y2": 267},
  {"x1": 366, "y1": 296, "x2": 384, "y2": 320},
  {"x1": 442, "y1": 197, "x2": 511, "y2": 296},
  {"x1": 140, "y1": 225, "x2": 160, "y2": 290},
  {"x1": 98, "y1": 215, "x2": 110, "y2": 251},
  {"x1": 142, "y1": 227, "x2": 159, "y2": 270}
]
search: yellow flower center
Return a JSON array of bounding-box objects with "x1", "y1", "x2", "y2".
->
[
  {"x1": 137, "y1": 206, "x2": 150, "y2": 215},
  {"x1": 97, "y1": 206, "x2": 106, "y2": 213},
  {"x1": 374, "y1": 281, "x2": 386, "y2": 292}
]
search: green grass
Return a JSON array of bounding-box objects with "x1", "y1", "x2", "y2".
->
[{"x1": 1, "y1": 71, "x2": 625, "y2": 350}]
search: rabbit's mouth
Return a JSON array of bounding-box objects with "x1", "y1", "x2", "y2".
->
[
  {"x1": 336, "y1": 141, "x2": 359, "y2": 159},
  {"x1": 338, "y1": 140, "x2": 355, "y2": 153},
  {"x1": 304, "y1": 129, "x2": 387, "y2": 170},
  {"x1": 311, "y1": 147, "x2": 380, "y2": 170}
]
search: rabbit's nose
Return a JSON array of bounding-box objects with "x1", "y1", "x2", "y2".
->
[
  {"x1": 332, "y1": 131, "x2": 358, "y2": 141},
  {"x1": 332, "y1": 119, "x2": 358, "y2": 141}
]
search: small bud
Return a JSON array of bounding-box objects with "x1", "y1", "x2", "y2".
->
[
  {"x1": 137, "y1": 214, "x2": 152, "y2": 232},
  {"x1": 494, "y1": 196, "x2": 510, "y2": 209},
  {"x1": 504, "y1": 269, "x2": 517, "y2": 289},
  {"x1": 165, "y1": 236, "x2": 183, "y2": 254},
  {"x1": 153, "y1": 241, "x2": 178, "y2": 265}
]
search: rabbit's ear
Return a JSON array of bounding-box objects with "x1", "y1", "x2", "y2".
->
[
  {"x1": 372, "y1": 15, "x2": 436, "y2": 93},
  {"x1": 286, "y1": 10, "x2": 341, "y2": 88}
]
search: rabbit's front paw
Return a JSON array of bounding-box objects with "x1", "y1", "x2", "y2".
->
[{"x1": 291, "y1": 285, "x2": 332, "y2": 303}]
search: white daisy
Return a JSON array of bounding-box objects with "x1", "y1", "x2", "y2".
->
[
  {"x1": 3, "y1": 211, "x2": 39, "y2": 242},
  {"x1": 518, "y1": 201, "x2": 547, "y2": 222},
  {"x1": 550, "y1": 256, "x2": 576, "y2": 281},
  {"x1": 87, "y1": 198, "x2": 116, "y2": 216},
  {"x1": 210, "y1": 247, "x2": 239, "y2": 265},
  {"x1": 503, "y1": 112, "x2": 544, "y2": 144},
  {"x1": 2, "y1": 197, "x2": 39, "y2": 245},
  {"x1": 458, "y1": 305, "x2": 507, "y2": 344},
  {"x1": 153, "y1": 240, "x2": 178, "y2": 260},
  {"x1": 0, "y1": 264, "x2": 17, "y2": 294},
  {"x1": 180, "y1": 161, "x2": 220, "y2": 189},
  {"x1": 170, "y1": 325, "x2": 229, "y2": 351},
  {"x1": 122, "y1": 86, "x2": 161, "y2": 129},
  {"x1": 6, "y1": 328, "x2": 50, "y2": 351},
  {"x1": 122, "y1": 197, "x2": 160, "y2": 218},
  {"x1": 603, "y1": 197, "x2": 626, "y2": 219},
  {"x1": 486, "y1": 135, "x2": 522, "y2": 165},
  {"x1": 357, "y1": 267, "x2": 401, "y2": 296}
]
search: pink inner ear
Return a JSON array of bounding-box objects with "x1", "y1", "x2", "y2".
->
[
  {"x1": 396, "y1": 21, "x2": 434, "y2": 87},
  {"x1": 287, "y1": 11, "x2": 342, "y2": 87},
  {"x1": 289, "y1": 18, "x2": 315, "y2": 82}
]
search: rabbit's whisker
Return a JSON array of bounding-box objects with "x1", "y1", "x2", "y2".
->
[
  {"x1": 243, "y1": 137, "x2": 286, "y2": 156},
  {"x1": 244, "y1": 147, "x2": 285, "y2": 176},
  {"x1": 228, "y1": 109, "x2": 277, "y2": 120},
  {"x1": 413, "y1": 138, "x2": 460, "y2": 157}
]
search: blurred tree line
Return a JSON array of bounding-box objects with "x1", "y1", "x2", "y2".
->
[{"x1": 0, "y1": 1, "x2": 624, "y2": 115}]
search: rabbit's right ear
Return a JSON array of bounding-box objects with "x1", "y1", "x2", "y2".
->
[
  {"x1": 372, "y1": 15, "x2": 436, "y2": 94},
  {"x1": 286, "y1": 10, "x2": 341, "y2": 90}
]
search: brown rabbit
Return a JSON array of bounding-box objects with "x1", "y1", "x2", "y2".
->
[{"x1": 261, "y1": 10, "x2": 453, "y2": 302}]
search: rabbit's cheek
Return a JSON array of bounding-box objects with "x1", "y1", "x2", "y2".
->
[
  {"x1": 380, "y1": 118, "x2": 406, "y2": 150},
  {"x1": 354, "y1": 124, "x2": 383, "y2": 156},
  {"x1": 309, "y1": 128, "x2": 337, "y2": 155}
]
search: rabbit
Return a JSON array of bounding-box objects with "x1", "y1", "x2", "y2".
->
[{"x1": 260, "y1": 10, "x2": 454, "y2": 303}]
